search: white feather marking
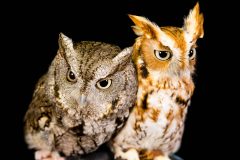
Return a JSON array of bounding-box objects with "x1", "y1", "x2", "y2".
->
[{"x1": 156, "y1": 28, "x2": 181, "y2": 54}]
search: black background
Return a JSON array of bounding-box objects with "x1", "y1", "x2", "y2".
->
[{"x1": 3, "y1": 0, "x2": 237, "y2": 159}]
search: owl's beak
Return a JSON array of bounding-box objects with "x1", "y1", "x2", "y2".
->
[{"x1": 79, "y1": 94, "x2": 87, "y2": 106}]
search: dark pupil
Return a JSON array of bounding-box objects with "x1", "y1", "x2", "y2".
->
[
  {"x1": 189, "y1": 49, "x2": 194, "y2": 57},
  {"x1": 159, "y1": 51, "x2": 168, "y2": 58},
  {"x1": 69, "y1": 71, "x2": 75, "y2": 80},
  {"x1": 99, "y1": 80, "x2": 108, "y2": 87}
]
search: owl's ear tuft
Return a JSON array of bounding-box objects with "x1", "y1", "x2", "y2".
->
[
  {"x1": 112, "y1": 47, "x2": 133, "y2": 68},
  {"x1": 183, "y1": 2, "x2": 204, "y2": 43},
  {"x1": 58, "y1": 33, "x2": 74, "y2": 53},
  {"x1": 128, "y1": 14, "x2": 159, "y2": 39}
]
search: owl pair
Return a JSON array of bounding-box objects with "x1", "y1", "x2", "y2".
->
[{"x1": 24, "y1": 3, "x2": 203, "y2": 160}]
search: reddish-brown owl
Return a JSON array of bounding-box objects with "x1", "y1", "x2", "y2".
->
[{"x1": 111, "y1": 3, "x2": 204, "y2": 160}]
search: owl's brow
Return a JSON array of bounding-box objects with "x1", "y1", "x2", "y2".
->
[{"x1": 97, "y1": 69, "x2": 117, "y2": 80}]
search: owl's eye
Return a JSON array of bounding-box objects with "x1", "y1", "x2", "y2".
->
[
  {"x1": 96, "y1": 79, "x2": 112, "y2": 89},
  {"x1": 154, "y1": 50, "x2": 171, "y2": 61},
  {"x1": 188, "y1": 48, "x2": 196, "y2": 60},
  {"x1": 67, "y1": 69, "x2": 77, "y2": 82}
]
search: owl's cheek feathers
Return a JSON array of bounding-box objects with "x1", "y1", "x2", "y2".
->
[{"x1": 96, "y1": 103, "x2": 113, "y2": 119}]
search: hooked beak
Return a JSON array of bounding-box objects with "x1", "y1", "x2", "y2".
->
[{"x1": 79, "y1": 94, "x2": 87, "y2": 107}]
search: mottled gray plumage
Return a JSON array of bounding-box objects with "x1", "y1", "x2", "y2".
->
[{"x1": 24, "y1": 33, "x2": 137, "y2": 160}]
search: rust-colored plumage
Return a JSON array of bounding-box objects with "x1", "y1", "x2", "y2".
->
[{"x1": 111, "y1": 3, "x2": 204, "y2": 160}]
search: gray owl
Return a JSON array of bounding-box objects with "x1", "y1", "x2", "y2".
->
[{"x1": 24, "y1": 33, "x2": 138, "y2": 160}]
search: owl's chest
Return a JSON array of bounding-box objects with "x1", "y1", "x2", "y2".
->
[
  {"x1": 59, "y1": 118, "x2": 117, "y2": 154},
  {"x1": 133, "y1": 78, "x2": 193, "y2": 149}
]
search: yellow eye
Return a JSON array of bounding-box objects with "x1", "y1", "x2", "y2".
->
[
  {"x1": 154, "y1": 50, "x2": 171, "y2": 61},
  {"x1": 67, "y1": 69, "x2": 77, "y2": 82},
  {"x1": 188, "y1": 48, "x2": 196, "y2": 60},
  {"x1": 96, "y1": 79, "x2": 112, "y2": 89}
]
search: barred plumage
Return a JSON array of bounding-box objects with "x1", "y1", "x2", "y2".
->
[{"x1": 24, "y1": 33, "x2": 138, "y2": 160}]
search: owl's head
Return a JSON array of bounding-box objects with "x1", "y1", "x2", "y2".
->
[
  {"x1": 129, "y1": 3, "x2": 204, "y2": 77},
  {"x1": 51, "y1": 33, "x2": 137, "y2": 127}
]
